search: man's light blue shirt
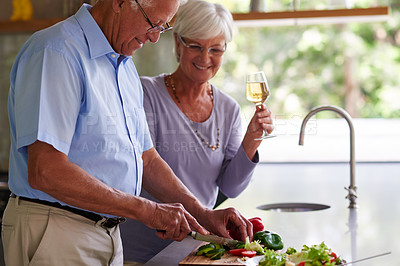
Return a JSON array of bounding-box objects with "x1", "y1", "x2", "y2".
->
[{"x1": 8, "y1": 4, "x2": 153, "y2": 215}]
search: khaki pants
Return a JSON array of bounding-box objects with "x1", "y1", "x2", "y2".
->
[{"x1": 1, "y1": 197, "x2": 123, "y2": 266}]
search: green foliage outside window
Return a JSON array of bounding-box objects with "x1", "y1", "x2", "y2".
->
[{"x1": 206, "y1": 0, "x2": 400, "y2": 118}]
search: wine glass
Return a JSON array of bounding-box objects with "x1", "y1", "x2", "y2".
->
[{"x1": 246, "y1": 71, "x2": 276, "y2": 140}]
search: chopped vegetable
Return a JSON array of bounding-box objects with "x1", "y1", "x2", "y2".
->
[
  {"x1": 213, "y1": 243, "x2": 224, "y2": 250},
  {"x1": 259, "y1": 249, "x2": 287, "y2": 266},
  {"x1": 205, "y1": 248, "x2": 225, "y2": 260},
  {"x1": 196, "y1": 243, "x2": 216, "y2": 256},
  {"x1": 245, "y1": 236, "x2": 265, "y2": 255},
  {"x1": 234, "y1": 241, "x2": 246, "y2": 249},
  {"x1": 229, "y1": 248, "x2": 247, "y2": 256},
  {"x1": 290, "y1": 242, "x2": 337, "y2": 265},
  {"x1": 286, "y1": 247, "x2": 297, "y2": 255},
  {"x1": 330, "y1": 252, "x2": 337, "y2": 263},
  {"x1": 195, "y1": 243, "x2": 225, "y2": 260},
  {"x1": 259, "y1": 242, "x2": 345, "y2": 266},
  {"x1": 242, "y1": 250, "x2": 257, "y2": 258}
]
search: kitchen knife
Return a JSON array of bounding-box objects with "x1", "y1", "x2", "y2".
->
[
  {"x1": 339, "y1": 251, "x2": 391, "y2": 265},
  {"x1": 189, "y1": 231, "x2": 240, "y2": 247}
]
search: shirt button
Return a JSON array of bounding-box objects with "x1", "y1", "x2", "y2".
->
[{"x1": 111, "y1": 54, "x2": 116, "y2": 58}]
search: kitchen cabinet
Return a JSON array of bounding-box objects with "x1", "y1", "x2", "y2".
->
[{"x1": 0, "y1": 19, "x2": 62, "y2": 34}]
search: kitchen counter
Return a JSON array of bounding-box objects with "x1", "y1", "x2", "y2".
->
[{"x1": 145, "y1": 162, "x2": 400, "y2": 265}]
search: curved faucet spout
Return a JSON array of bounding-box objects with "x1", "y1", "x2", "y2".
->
[{"x1": 298, "y1": 105, "x2": 357, "y2": 209}]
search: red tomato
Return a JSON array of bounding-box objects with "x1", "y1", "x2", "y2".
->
[
  {"x1": 298, "y1": 262, "x2": 305, "y2": 266},
  {"x1": 330, "y1": 252, "x2": 337, "y2": 262},
  {"x1": 229, "y1": 249, "x2": 247, "y2": 256},
  {"x1": 249, "y1": 217, "x2": 264, "y2": 233},
  {"x1": 241, "y1": 250, "x2": 257, "y2": 258}
]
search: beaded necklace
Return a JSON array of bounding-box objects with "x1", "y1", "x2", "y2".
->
[{"x1": 165, "y1": 74, "x2": 220, "y2": 151}]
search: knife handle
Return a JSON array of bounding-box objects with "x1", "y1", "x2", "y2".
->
[{"x1": 157, "y1": 229, "x2": 193, "y2": 236}]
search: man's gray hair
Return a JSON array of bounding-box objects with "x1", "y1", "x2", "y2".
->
[
  {"x1": 129, "y1": 0, "x2": 188, "y2": 9},
  {"x1": 128, "y1": 0, "x2": 151, "y2": 9},
  {"x1": 172, "y1": 0, "x2": 233, "y2": 42}
]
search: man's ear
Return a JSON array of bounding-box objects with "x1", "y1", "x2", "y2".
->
[
  {"x1": 174, "y1": 33, "x2": 180, "y2": 47},
  {"x1": 112, "y1": 0, "x2": 125, "y2": 13}
]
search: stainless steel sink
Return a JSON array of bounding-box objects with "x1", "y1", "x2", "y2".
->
[{"x1": 257, "y1": 202, "x2": 330, "y2": 212}]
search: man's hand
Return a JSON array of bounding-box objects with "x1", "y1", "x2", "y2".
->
[
  {"x1": 140, "y1": 201, "x2": 208, "y2": 241},
  {"x1": 195, "y1": 207, "x2": 253, "y2": 242}
]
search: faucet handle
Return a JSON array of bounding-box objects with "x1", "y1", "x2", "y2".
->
[
  {"x1": 345, "y1": 186, "x2": 358, "y2": 198},
  {"x1": 345, "y1": 186, "x2": 358, "y2": 209}
]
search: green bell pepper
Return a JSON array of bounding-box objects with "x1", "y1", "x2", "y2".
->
[
  {"x1": 205, "y1": 248, "x2": 225, "y2": 260},
  {"x1": 196, "y1": 243, "x2": 216, "y2": 256},
  {"x1": 253, "y1": 230, "x2": 284, "y2": 250}
]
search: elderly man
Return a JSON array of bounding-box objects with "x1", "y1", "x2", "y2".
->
[{"x1": 2, "y1": 0, "x2": 252, "y2": 265}]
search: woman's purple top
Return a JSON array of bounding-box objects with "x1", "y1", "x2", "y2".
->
[{"x1": 120, "y1": 74, "x2": 258, "y2": 262}]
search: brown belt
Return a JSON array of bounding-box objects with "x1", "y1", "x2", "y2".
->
[{"x1": 10, "y1": 193, "x2": 126, "y2": 229}]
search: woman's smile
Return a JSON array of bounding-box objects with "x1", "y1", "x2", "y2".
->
[{"x1": 193, "y1": 63, "x2": 210, "y2": 70}]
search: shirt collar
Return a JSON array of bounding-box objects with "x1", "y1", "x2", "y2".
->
[{"x1": 75, "y1": 4, "x2": 130, "y2": 60}]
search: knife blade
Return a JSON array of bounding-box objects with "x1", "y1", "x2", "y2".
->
[
  {"x1": 339, "y1": 251, "x2": 391, "y2": 265},
  {"x1": 189, "y1": 231, "x2": 240, "y2": 247}
]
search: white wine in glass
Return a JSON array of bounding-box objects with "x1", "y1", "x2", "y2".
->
[{"x1": 246, "y1": 71, "x2": 275, "y2": 140}]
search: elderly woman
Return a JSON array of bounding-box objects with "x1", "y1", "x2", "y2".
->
[{"x1": 120, "y1": 0, "x2": 274, "y2": 263}]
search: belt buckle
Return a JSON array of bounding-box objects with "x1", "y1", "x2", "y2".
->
[{"x1": 99, "y1": 217, "x2": 126, "y2": 229}]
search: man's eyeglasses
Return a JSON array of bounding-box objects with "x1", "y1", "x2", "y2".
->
[
  {"x1": 134, "y1": 0, "x2": 172, "y2": 34},
  {"x1": 178, "y1": 35, "x2": 226, "y2": 57}
]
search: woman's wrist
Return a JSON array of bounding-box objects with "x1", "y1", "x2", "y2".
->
[{"x1": 242, "y1": 133, "x2": 261, "y2": 160}]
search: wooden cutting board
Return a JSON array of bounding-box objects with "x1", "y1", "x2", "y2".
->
[{"x1": 179, "y1": 243, "x2": 244, "y2": 265}]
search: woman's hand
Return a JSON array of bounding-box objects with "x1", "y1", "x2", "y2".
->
[
  {"x1": 242, "y1": 104, "x2": 274, "y2": 159},
  {"x1": 247, "y1": 104, "x2": 274, "y2": 139}
]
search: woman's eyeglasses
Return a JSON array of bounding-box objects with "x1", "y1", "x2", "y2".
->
[{"x1": 178, "y1": 35, "x2": 226, "y2": 57}]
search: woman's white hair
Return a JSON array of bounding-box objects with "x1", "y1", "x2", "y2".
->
[{"x1": 172, "y1": 0, "x2": 233, "y2": 42}]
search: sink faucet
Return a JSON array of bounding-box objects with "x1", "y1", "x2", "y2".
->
[{"x1": 298, "y1": 105, "x2": 357, "y2": 209}]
